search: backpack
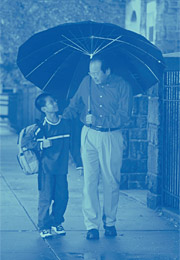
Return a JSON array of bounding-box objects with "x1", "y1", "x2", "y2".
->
[{"x1": 17, "y1": 124, "x2": 41, "y2": 175}]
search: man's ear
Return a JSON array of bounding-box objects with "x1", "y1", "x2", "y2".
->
[
  {"x1": 106, "y1": 68, "x2": 111, "y2": 76},
  {"x1": 41, "y1": 106, "x2": 46, "y2": 113}
]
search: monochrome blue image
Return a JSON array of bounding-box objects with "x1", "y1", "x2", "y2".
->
[{"x1": 0, "y1": 1, "x2": 179, "y2": 260}]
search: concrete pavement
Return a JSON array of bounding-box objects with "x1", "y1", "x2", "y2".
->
[{"x1": 0, "y1": 122, "x2": 179, "y2": 260}]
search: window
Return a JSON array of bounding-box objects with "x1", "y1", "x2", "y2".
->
[{"x1": 149, "y1": 26, "x2": 154, "y2": 42}]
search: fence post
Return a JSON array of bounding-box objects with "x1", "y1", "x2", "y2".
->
[{"x1": 147, "y1": 82, "x2": 164, "y2": 209}]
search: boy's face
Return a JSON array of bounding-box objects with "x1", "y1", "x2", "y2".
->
[{"x1": 41, "y1": 96, "x2": 59, "y2": 113}]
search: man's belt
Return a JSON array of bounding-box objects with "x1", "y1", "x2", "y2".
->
[{"x1": 85, "y1": 125, "x2": 120, "y2": 132}]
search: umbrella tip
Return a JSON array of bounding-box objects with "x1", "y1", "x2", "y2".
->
[{"x1": 90, "y1": 54, "x2": 93, "y2": 59}]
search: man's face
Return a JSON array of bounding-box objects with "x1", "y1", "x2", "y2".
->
[
  {"x1": 89, "y1": 60, "x2": 109, "y2": 85},
  {"x1": 42, "y1": 96, "x2": 59, "y2": 113}
]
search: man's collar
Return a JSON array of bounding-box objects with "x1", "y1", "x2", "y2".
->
[
  {"x1": 106, "y1": 74, "x2": 112, "y2": 84},
  {"x1": 97, "y1": 74, "x2": 112, "y2": 86}
]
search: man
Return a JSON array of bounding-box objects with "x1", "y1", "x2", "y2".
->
[{"x1": 63, "y1": 56, "x2": 133, "y2": 240}]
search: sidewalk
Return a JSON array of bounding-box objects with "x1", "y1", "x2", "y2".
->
[{"x1": 0, "y1": 123, "x2": 179, "y2": 260}]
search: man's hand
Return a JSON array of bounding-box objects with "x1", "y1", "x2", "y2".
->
[
  {"x1": 86, "y1": 114, "x2": 95, "y2": 125},
  {"x1": 42, "y1": 137, "x2": 52, "y2": 148}
]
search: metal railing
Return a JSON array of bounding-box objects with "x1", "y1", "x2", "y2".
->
[{"x1": 163, "y1": 70, "x2": 180, "y2": 211}]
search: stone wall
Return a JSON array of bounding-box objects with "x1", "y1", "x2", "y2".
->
[
  {"x1": 155, "y1": 0, "x2": 180, "y2": 53},
  {"x1": 121, "y1": 95, "x2": 148, "y2": 189}
]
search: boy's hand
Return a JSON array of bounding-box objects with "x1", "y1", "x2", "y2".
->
[
  {"x1": 79, "y1": 168, "x2": 84, "y2": 176},
  {"x1": 86, "y1": 114, "x2": 95, "y2": 125},
  {"x1": 76, "y1": 167, "x2": 84, "y2": 176},
  {"x1": 42, "y1": 138, "x2": 52, "y2": 148}
]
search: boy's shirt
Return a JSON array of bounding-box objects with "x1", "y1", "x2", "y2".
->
[{"x1": 22, "y1": 116, "x2": 71, "y2": 175}]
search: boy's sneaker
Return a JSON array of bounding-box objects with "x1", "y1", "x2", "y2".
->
[
  {"x1": 51, "y1": 224, "x2": 66, "y2": 235},
  {"x1": 40, "y1": 229, "x2": 52, "y2": 238}
]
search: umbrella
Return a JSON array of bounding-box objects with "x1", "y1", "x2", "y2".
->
[{"x1": 17, "y1": 21, "x2": 165, "y2": 99}]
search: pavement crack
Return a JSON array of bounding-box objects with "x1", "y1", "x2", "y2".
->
[
  {"x1": 1, "y1": 174, "x2": 38, "y2": 231},
  {"x1": 44, "y1": 239, "x2": 62, "y2": 260}
]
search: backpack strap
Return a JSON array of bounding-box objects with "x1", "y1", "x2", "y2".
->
[
  {"x1": 18, "y1": 128, "x2": 26, "y2": 153},
  {"x1": 35, "y1": 118, "x2": 47, "y2": 138},
  {"x1": 18, "y1": 123, "x2": 42, "y2": 151}
]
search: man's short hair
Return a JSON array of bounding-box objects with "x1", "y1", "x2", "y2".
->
[
  {"x1": 90, "y1": 56, "x2": 110, "y2": 73},
  {"x1": 35, "y1": 93, "x2": 53, "y2": 112}
]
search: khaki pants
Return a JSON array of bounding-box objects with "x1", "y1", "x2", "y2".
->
[{"x1": 81, "y1": 126, "x2": 124, "y2": 230}]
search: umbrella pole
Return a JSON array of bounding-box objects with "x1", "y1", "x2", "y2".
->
[
  {"x1": 88, "y1": 76, "x2": 92, "y2": 114},
  {"x1": 87, "y1": 75, "x2": 92, "y2": 127}
]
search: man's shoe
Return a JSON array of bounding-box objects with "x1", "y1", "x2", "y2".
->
[
  {"x1": 40, "y1": 229, "x2": 52, "y2": 238},
  {"x1": 51, "y1": 224, "x2": 66, "y2": 235},
  {"x1": 86, "y1": 229, "x2": 99, "y2": 240},
  {"x1": 104, "y1": 226, "x2": 117, "y2": 237}
]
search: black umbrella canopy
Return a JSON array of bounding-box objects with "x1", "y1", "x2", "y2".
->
[{"x1": 17, "y1": 21, "x2": 165, "y2": 99}]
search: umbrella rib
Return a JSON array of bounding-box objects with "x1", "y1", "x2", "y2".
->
[
  {"x1": 42, "y1": 67, "x2": 60, "y2": 91},
  {"x1": 63, "y1": 42, "x2": 87, "y2": 54},
  {"x1": 94, "y1": 35, "x2": 159, "y2": 50},
  {"x1": 42, "y1": 50, "x2": 82, "y2": 91},
  {"x1": 65, "y1": 56, "x2": 85, "y2": 100},
  {"x1": 18, "y1": 41, "x2": 67, "y2": 63},
  {"x1": 93, "y1": 36, "x2": 163, "y2": 64},
  {"x1": 91, "y1": 23, "x2": 106, "y2": 54},
  {"x1": 25, "y1": 47, "x2": 68, "y2": 78},
  {"x1": 61, "y1": 35, "x2": 90, "y2": 55},
  {"x1": 61, "y1": 42, "x2": 89, "y2": 55},
  {"x1": 92, "y1": 27, "x2": 119, "y2": 55},
  {"x1": 92, "y1": 35, "x2": 123, "y2": 56},
  {"x1": 67, "y1": 29, "x2": 90, "y2": 54},
  {"x1": 124, "y1": 48, "x2": 160, "y2": 81}
]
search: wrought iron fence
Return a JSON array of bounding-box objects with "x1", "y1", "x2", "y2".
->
[{"x1": 163, "y1": 69, "x2": 180, "y2": 211}]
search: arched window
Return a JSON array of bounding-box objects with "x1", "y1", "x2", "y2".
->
[{"x1": 131, "y1": 10, "x2": 137, "y2": 22}]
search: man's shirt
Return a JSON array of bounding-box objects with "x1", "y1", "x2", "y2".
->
[{"x1": 63, "y1": 74, "x2": 133, "y2": 128}]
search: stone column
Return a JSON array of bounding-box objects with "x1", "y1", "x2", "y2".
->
[
  {"x1": 121, "y1": 95, "x2": 148, "y2": 189},
  {"x1": 147, "y1": 83, "x2": 163, "y2": 209}
]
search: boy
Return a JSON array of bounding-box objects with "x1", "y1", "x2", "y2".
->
[{"x1": 22, "y1": 93, "x2": 71, "y2": 238}]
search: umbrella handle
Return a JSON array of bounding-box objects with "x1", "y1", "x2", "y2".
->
[
  {"x1": 88, "y1": 76, "x2": 92, "y2": 114},
  {"x1": 87, "y1": 95, "x2": 91, "y2": 114},
  {"x1": 87, "y1": 76, "x2": 92, "y2": 127}
]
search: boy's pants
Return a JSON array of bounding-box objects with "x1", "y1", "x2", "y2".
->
[
  {"x1": 38, "y1": 173, "x2": 68, "y2": 230},
  {"x1": 81, "y1": 126, "x2": 124, "y2": 230}
]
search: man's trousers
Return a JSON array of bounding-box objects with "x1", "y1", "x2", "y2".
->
[
  {"x1": 81, "y1": 126, "x2": 124, "y2": 230},
  {"x1": 38, "y1": 173, "x2": 68, "y2": 230}
]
